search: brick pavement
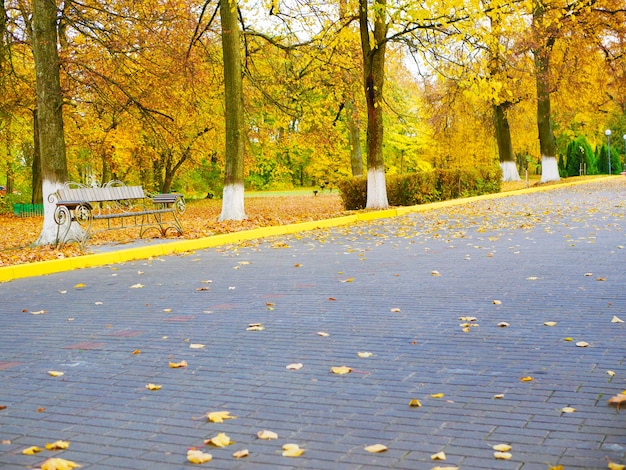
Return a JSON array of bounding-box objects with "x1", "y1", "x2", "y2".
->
[{"x1": 1, "y1": 179, "x2": 626, "y2": 469}]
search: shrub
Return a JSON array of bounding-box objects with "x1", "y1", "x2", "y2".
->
[{"x1": 338, "y1": 166, "x2": 502, "y2": 210}]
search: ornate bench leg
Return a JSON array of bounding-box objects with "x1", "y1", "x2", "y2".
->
[{"x1": 54, "y1": 206, "x2": 72, "y2": 248}]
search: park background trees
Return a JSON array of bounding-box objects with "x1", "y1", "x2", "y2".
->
[{"x1": 0, "y1": 0, "x2": 625, "y2": 232}]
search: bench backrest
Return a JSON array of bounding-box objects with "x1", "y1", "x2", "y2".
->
[{"x1": 58, "y1": 186, "x2": 145, "y2": 202}]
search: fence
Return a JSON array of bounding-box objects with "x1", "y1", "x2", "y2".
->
[{"x1": 13, "y1": 204, "x2": 44, "y2": 217}]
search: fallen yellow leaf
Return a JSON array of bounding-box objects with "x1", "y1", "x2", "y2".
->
[
  {"x1": 431, "y1": 451, "x2": 446, "y2": 460},
  {"x1": 257, "y1": 430, "x2": 278, "y2": 440},
  {"x1": 493, "y1": 444, "x2": 511, "y2": 452},
  {"x1": 187, "y1": 449, "x2": 212, "y2": 464},
  {"x1": 430, "y1": 393, "x2": 445, "y2": 398},
  {"x1": 409, "y1": 399, "x2": 422, "y2": 407},
  {"x1": 339, "y1": 277, "x2": 354, "y2": 283},
  {"x1": 205, "y1": 432, "x2": 234, "y2": 447},
  {"x1": 145, "y1": 383, "x2": 162, "y2": 390},
  {"x1": 282, "y1": 443, "x2": 305, "y2": 457},
  {"x1": 544, "y1": 321, "x2": 558, "y2": 326},
  {"x1": 73, "y1": 283, "x2": 85, "y2": 289},
  {"x1": 608, "y1": 393, "x2": 626, "y2": 409},
  {"x1": 48, "y1": 371, "x2": 64, "y2": 377},
  {"x1": 330, "y1": 366, "x2": 352, "y2": 375},
  {"x1": 608, "y1": 462, "x2": 626, "y2": 470},
  {"x1": 548, "y1": 465, "x2": 563, "y2": 470},
  {"x1": 207, "y1": 411, "x2": 236, "y2": 423},
  {"x1": 390, "y1": 308, "x2": 401, "y2": 313},
  {"x1": 520, "y1": 376, "x2": 533, "y2": 382},
  {"x1": 22, "y1": 446, "x2": 43, "y2": 455},
  {"x1": 233, "y1": 449, "x2": 249, "y2": 459},
  {"x1": 561, "y1": 407, "x2": 576, "y2": 413},
  {"x1": 493, "y1": 394, "x2": 505, "y2": 399},
  {"x1": 494, "y1": 451, "x2": 512, "y2": 460},
  {"x1": 169, "y1": 360, "x2": 188, "y2": 368},
  {"x1": 431, "y1": 271, "x2": 441, "y2": 276},
  {"x1": 364, "y1": 444, "x2": 388, "y2": 453},
  {"x1": 607, "y1": 370, "x2": 616, "y2": 377},
  {"x1": 132, "y1": 349, "x2": 141, "y2": 355},
  {"x1": 45, "y1": 440, "x2": 70, "y2": 450},
  {"x1": 40, "y1": 458, "x2": 81, "y2": 470}
]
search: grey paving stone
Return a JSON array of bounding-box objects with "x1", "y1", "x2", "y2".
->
[{"x1": 2, "y1": 179, "x2": 626, "y2": 469}]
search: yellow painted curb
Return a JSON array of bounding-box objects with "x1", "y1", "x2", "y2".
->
[{"x1": 0, "y1": 176, "x2": 618, "y2": 283}]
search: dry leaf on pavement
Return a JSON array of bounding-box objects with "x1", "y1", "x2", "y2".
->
[
  {"x1": 431, "y1": 451, "x2": 446, "y2": 460},
  {"x1": 187, "y1": 449, "x2": 212, "y2": 464},
  {"x1": 364, "y1": 444, "x2": 388, "y2": 453},
  {"x1": 45, "y1": 440, "x2": 70, "y2": 450},
  {"x1": 282, "y1": 443, "x2": 305, "y2": 457},
  {"x1": 206, "y1": 411, "x2": 236, "y2": 423},
  {"x1": 233, "y1": 449, "x2": 249, "y2": 459},
  {"x1": 257, "y1": 430, "x2": 278, "y2": 440},
  {"x1": 205, "y1": 432, "x2": 234, "y2": 447},
  {"x1": 169, "y1": 360, "x2": 188, "y2": 368},
  {"x1": 40, "y1": 458, "x2": 82, "y2": 470},
  {"x1": 22, "y1": 446, "x2": 43, "y2": 455},
  {"x1": 330, "y1": 366, "x2": 352, "y2": 375}
]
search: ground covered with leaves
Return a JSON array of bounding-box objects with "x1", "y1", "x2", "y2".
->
[{"x1": 0, "y1": 194, "x2": 345, "y2": 267}]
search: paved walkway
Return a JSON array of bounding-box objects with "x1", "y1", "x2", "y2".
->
[{"x1": 1, "y1": 179, "x2": 626, "y2": 469}]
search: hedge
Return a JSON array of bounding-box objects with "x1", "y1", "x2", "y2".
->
[{"x1": 337, "y1": 167, "x2": 502, "y2": 210}]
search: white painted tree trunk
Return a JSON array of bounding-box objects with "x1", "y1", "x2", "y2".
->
[
  {"x1": 219, "y1": 183, "x2": 246, "y2": 221},
  {"x1": 500, "y1": 161, "x2": 521, "y2": 182},
  {"x1": 365, "y1": 168, "x2": 389, "y2": 209},
  {"x1": 541, "y1": 156, "x2": 560, "y2": 182},
  {"x1": 34, "y1": 179, "x2": 83, "y2": 246}
]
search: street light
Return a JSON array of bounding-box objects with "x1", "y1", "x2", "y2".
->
[
  {"x1": 605, "y1": 129, "x2": 612, "y2": 175},
  {"x1": 623, "y1": 134, "x2": 626, "y2": 173}
]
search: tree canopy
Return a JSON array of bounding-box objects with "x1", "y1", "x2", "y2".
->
[{"x1": 1, "y1": 0, "x2": 625, "y2": 212}]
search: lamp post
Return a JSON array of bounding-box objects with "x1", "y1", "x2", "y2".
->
[
  {"x1": 623, "y1": 134, "x2": 626, "y2": 174},
  {"x1": 605, "y1": 129, "x2": 612, "y2": 175}
]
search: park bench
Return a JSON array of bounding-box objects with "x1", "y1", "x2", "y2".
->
[{"x1": 50, "y1": 181, "x2": 185, "y2": 248}]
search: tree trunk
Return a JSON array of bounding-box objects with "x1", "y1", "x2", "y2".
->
[
  {"x1": 32, "y1": 0, "x2": 74, "y2": 245},
  {"x1": 494, "y1": 104, "x2": 520, "y2": 182},
  {"x1": 345, "y1": 100, "x2": 363, "y2": 177},
  {"x1": 533, "y1": 2, "x2": 559, "y2": 183},
  {"x1": 359, "y1": 0, "x2": 389, "y2": 209},
  {"x1": 219, "y1": 0, "x2": 246, "y2": 221},
  {"x1": 31, "y1": 109, "x2": 43, "y2": 204}
]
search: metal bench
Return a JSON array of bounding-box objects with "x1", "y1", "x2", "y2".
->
[{"x1": 50, "y1": 181, "x2": 185, "y2": 248}]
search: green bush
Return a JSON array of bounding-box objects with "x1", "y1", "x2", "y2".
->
[
  {"x1": 336, "y1": 176, "x2": 367, "y2": 210},
  {"x1": 338, "y1": 166, "x2": 502, "y2": 210}
]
